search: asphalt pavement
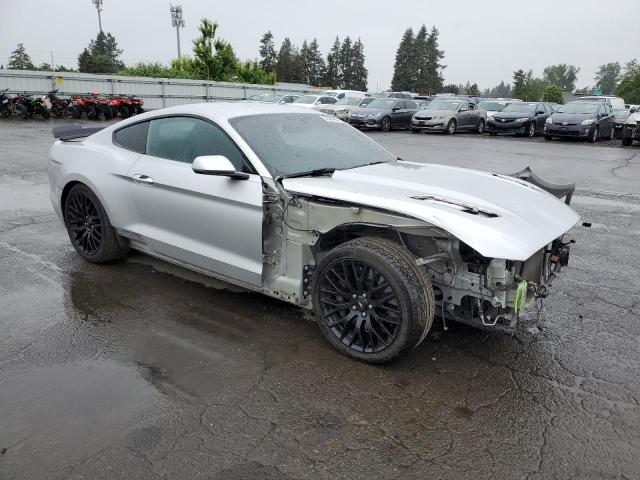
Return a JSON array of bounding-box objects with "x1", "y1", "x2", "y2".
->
[{"x1": 1, "y1": 118, "x2": 639, "y2": 480}]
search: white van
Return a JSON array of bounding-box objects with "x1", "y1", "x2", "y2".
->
[
  {"x1": 322, "y1": 90, "x2": 366, "y2": 100},
  {"x1": 577, "y1": 96, "x2": 626, "y2": 111}
]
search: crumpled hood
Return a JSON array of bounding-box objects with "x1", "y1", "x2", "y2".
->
[{"x1": 282, "y1": 161, "x2": 579, "y2": 261}]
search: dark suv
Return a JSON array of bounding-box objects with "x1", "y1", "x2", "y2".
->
[
  {"x1": 544, "y1": 101, "x2": 615, "y2": 143},
  {"x1": 487, "y1": 102, "x2": 555, "y2": 137}
]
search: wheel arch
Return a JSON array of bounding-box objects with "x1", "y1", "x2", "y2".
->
[{"x1": 59, "y1": 176, "x2": 115, "y2": 224}]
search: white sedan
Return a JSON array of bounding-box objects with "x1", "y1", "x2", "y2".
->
[
  {"x1": 291, "y1": 94, "x2": 338, "y2": 114},
  {"x1": 49, "y1": 103, "x2": 578, "y2": 363}
]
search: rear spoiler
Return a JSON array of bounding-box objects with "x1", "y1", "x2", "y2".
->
[
  {"x1": 510, "y1": 166, "x2": 575, "y2": 205},
  {"x1": 52, "y1": 125, "x2": 104, "y2": 141}
]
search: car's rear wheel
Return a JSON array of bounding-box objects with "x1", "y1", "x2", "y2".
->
[
  {"x1": 380, "y1": 116, "x2": 391, "y2": 132},
  {"x1": 446, "y1": 119, "x2": 456, "y2": 134},
  {"x1": 411, "y1": 128, "x2": 420, "y2": 133},
  {"x1": 313, "y1": 237, "x2": 434, "y2": 364},
  {"x1": 477, "y1": 119, "x2": 485, "y2": 134},
  {"x1": 64, "y1": 184, "x2": 129, "y2": 263},
  {"x1": 544, "y1": 134, "x2": 552, "y2": 140},
  {"x1": 609, "y1": 126, "x2": 615, "y2": 141},
  {"x1": 590, "y1": 126, "x2": 599, "y2": 143}
]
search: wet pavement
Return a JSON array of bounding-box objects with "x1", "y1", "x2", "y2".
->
[{"x1": 1, "y1": 118, "x2": 639, "y2": 479}]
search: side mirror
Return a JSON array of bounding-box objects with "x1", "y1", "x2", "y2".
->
[
  {"x1": 392, "y1": 106, "x2": 400, "y2": 111},
  {"x1": 537, "y1": 110, "x2": 545, "y2": 115},
  {"x1": 192, "y1": 155, "x2": 249, "y2": 180}
]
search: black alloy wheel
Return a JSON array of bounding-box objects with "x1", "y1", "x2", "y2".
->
[
  {"x1": 64, "y1": 184, "x2": 129, "y2": 263},
  {"x1": 313, "y1": 237, "x2": 434, "y2": 363},
  {"x1": 380, "y1": 116, "x2": 391, "y2": 132}
]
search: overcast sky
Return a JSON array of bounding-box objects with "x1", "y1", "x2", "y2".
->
[{"x1": 1, "y1": 0, "x2": 639, "y2": 91}]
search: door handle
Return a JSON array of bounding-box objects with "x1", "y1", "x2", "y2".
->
[{"x1": 131, "y1": 174, "x2": 154, "y2": 185}]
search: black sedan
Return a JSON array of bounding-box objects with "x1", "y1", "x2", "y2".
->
[
  {"x1": 347, "y1": 98, "x2": 418, "y2": 131},
  {"x1": 544, "y1": 101, "x2": 615, "y2": 143},
  {"x1": 487, "y1": 102, "x2": 555, "y2": 137}
]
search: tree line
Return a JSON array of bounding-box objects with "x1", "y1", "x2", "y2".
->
[{"x1": 258, "y1": 32, "x2": 368, "y2": 90}]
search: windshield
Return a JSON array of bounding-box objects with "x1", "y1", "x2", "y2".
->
[
  {"x1": 259, "y1": 94, "x2": 283, "y2": 103},
  {"x1": 336, "y1": 97, "x2": 362, "y2": 106},
  {"x1": 230, "y1": 113, "x2": 395, "y2": 177},
  {"x1": 479, "y1": 101, "x2": 506, "y2": 112},
  {"x1": 556, "y1": 103, "x2": 599, "y2": 114},
  {"x1": 502, "y1": 103, "x2": 536, "y2": 113},
  {"x1": 366, "y1": 98, "x2": 396, "y2": 109},
  {"x1": 613, "y1": 110, "x2": 630, "y2": 120},
  {"x1": 428, "y1": 100, "x2": 461, "y2": 111},
  {"x1": 294, "y1": 95, "x2": 318, "y2": 104}
]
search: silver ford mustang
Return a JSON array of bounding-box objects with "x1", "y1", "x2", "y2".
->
[{"x1": 48, "y1": 102, "x2": 579, "y2": 363}]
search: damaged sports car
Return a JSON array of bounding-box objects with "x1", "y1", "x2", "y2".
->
[{"x1": 48, "y1": 103, "x2": 579, "y2": 363}]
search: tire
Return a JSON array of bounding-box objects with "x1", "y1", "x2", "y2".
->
[
  {"x1": 1, "y1": 108, "x2": 13, "y2": 119},
  {"x1": 17, "y1": 104, "x2": 29, "y2": 119},
  {"x1": 312, "y1": 237, "x2": 435, "y2": 364},
  {"x1": 52, "y1": 106, "x2": 63, "y2": 117},
  {"x1": 609, "y1": 126, "x2": 615, "y2": 141},
  {"x1": 41, "y1": 109, "x2": 50, "y2": 119},
  {"x1": 136, "y1": 106, "x2": 144, "y2": 114},
  {"x1": 87, "y1": 106, "x2": 99, "y2": 120},
  {"x1": 589, "y1": 126, "x2": 599, "y2": 143},
  {"x1": 380, "y1": 116, "x2": 391, "y2": 132},
  {"x1": 100, "y1": 104, "x2": 113, "y2": 120},
  {"x1": 411, "y1": 128, "x2": 420, "y2": 133},
  {"x1": 446, "y1": 119, "x2": 456, "y2": 134},
  {"x1": 544, "y1": 135, "x2": 552, "y2": 140},
  {"x1": 119, "y1": 105, "x2": 130, "y2": 119},
  {"x1": 63, "y1": 184, "x2": 129, "y2": 264},
  {"x1": 489, "y1": 131, "x2": 497, "y2": 136},
  {"x1": 527, "y1": 121, "x2": 536, "y2": 137},
  {"x1": 622, "y1": 135, "x2": 632, "y2": 146},
  {"x1": 68, "y1": 105, "x2": 81, "y2": 119},
  {"x1": 476, "y1": 119, "x2": 485, "y2": 134}
]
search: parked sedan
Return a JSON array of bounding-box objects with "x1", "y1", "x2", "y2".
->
[
  {"x1": 544, "y1": 101, "x2": 615, "y2": 142},
  {"x1": 292, "y1": 95, "x2": 338, "y2": 114},
  {"x1": 488, "y1": 102, "x2": 554, "y2": 137},
  {"x1": 347, "y1": 98, "x2": 417, "y2": 131},
  {"x1": 248, "y1": 93, "x2": 300, "y2": 104},
  {"x1": 613, "y1": 109, "x2": 630, "y2": 139},
  {"x1": 411, "y1": 98, "x2": 487, "y2": 134},
  {"x1": 478, "y1": 100, "x2": 511, "y2": 119},
  {"x1": 49, "y1": 102, "x2": 578, "y2": 363},
  {"x1": 322, "y1": 96, "x2": 374, "y2": 120}
]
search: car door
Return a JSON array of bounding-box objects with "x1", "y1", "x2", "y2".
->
[
  {"x1": 126, "y1": 115, "x2": 264, "y2": 287},
  {"x1": 404, "y1": 100, "x2": 418, "y2": 125},
  {"x1": 389, "y1": 100, "x2": 404, "y2": 126},
  {"x1": 601, "y1": 104, "x2": 614, "y2": 136},
  {"x1": 457, "y1": 101, "x2": 471, "y2": 128}
]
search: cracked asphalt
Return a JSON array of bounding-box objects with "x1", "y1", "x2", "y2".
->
[{"x1": 1, "y1": 118, "x2": 640, "y2": 479}]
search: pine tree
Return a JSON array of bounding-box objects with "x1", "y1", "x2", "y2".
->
[
  {"x1": 276, "y1": 37, "x2": 296, "y2": 82},
  {"x1": 258, "y1": 31, "x2": 277, "y2": 73},
  {"x1": 391, "y1": 28, "x2": 415, "y2": 92},
  {"x1": 299, "y1": 39, "x2": 311, "y2": 84},
  {"x1": 413, "y1": 25, "x2": 429, "y2": 93},
  {"x1": 351, "y1": 38, "x2": 368, "y2": 91},
  {"x1": 325, "y1": 36, "x2": 341, "y2": 88},
  {"x1": 424, "y1": 27, "x2": 445, "y2": 93},
  {"x1": 339, "y1": 36, "x2": 353, "y2": 89},
  {"x1": 78, "y1": 32, "x2": 125, "y2": 74},
  {"x1": 512, "y1": 69, "x2": 526, "y2": 99},
  {"x1": 7, "y1": 43, "x2": 35, "y2": 70},
  {"x1": 306, "y1": 39, "x2": 326, "y2": 86}
]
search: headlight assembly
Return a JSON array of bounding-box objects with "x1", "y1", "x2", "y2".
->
[
  {"x1": 581, "y1": 118, "x2": 595, "y2": 125},
  {"x1": 545, "y1": 117, "x2": 553, "y2": 124},
  {"x1": 516, "y1": 117, "x2": 529, "y2": 123}
]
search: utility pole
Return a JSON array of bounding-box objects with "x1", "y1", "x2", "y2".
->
[
  {"x1": 92, "y1": 0, "x2": 103, "y2": 33},
  {"x1": 50, "y1": 51, "x2": 56, "y2": 89},
  {"x1": 170, "y1": 5, "x2": 185, "y2": 59}
]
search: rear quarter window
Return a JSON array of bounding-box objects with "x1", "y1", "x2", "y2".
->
[{"x1": 113, "y1": 122, "x2": 149, "y2": 154}]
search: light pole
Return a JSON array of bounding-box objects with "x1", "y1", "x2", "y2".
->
[
  {"x1": 170, "y1": 4, "x2": 185, "y2": 59},
  {"x1": 92, "y1": 0, "x2": 103, "y2": 33}
]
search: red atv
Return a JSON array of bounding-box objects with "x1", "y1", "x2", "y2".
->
[
  {"x1": 46, "y1": 89, "x2": 71, "y2": 118},
  {"x1": 108, "y1": 95, "x2": 144, "y2": 118},
  {"x1": 68, "y1": 94, "x2": 100, "y2": 120}
]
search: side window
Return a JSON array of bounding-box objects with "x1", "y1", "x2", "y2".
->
[
  {"x1": 113, "y1": 121, "x2": 149, "y2": 153},
  {"x1": 469, "y1": 103, "x2": 476, "y2": 110},
  {"x1": 146, "y1": 117, "x2": 247, "y2": 171}
]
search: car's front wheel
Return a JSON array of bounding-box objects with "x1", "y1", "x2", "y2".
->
[
  {"x1": 590, "y1": 126, "x2": 599, "y2": 143},
  {"x1": 64, "y1": 184, "x2": 129, "y2": 263},
  {"x1": 380, "y1": 116, "x2": 391, "y2": 132},
  {"x1": 312, "y1": 237, "x2": 434, "y2": 364},
  {"x1": 477, "y1": 119, "x2": 485, "y2": 134},
  {"x1": 446, "y1": 119, "x2": 456, "y2": 134},
  {"x1": 527, "y1": 121, "x2": 536, "y2": 137}
]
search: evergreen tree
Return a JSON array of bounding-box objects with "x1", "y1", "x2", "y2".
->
[
  {"x1": 339, "y1": 36, "x2": 353, "y2": 89},
  {"x1": 512, "y1": 69, "x2": 526, "y2": 99},
  {"x1": 299, "y1": 40, "x2": 311, "y2": 84},
  {"x1": 468, "y1": 83, "x2": 479, "y2": 96},
  {"x1": 542, "y1": 64, "x2": 579, "y2": 92},
  {"x1": 391, "y1": 28, "x2": 415, "y2": 91},
  {"x1": 351, "y1": 38, "x2": 368, "y2": 91},
  {"x1": 306, "y1": 39, "x2": 326, "y2": 86},
  {"x1": 413, "y1": 25, "x2": 429, "y2": 93},
  {"x1": 258, "y1": 31, "x2": 277, "y2": 73},
  {"x1": 78, "y1": 32, "x2": 125, "y2": 74},
  {"x1": 424, "y1": 27, "x2": 445, "y2": 93},
  {"x1": 441, "y1": 84, "x2": 459, "y2": 94},
  {"x1": 7, "y1": 43, "x2": 35, "y2": 70},
  {"x1": 189, "y1": 19, "x2": 238, "y2": 81},
  {"x1": 325, "y1": 36, "x2": 341, "y2": 88},
  {"x1": 276, "y1": 37, "x2": 297, "y2": 82}
]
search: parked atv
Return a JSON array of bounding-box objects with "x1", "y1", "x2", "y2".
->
[
  {"x1": 0, "y1": 88, "x2": 12, "y2": 119},
  {"x1": 46, "y1": 89, "x2": 71, "y2": 118},
  {"x1": 14, "y1": 93, "x2": 50, "y2": 119},
  {"x1": 68, "y1": 94, "x2": 99, "y2": 120}
]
